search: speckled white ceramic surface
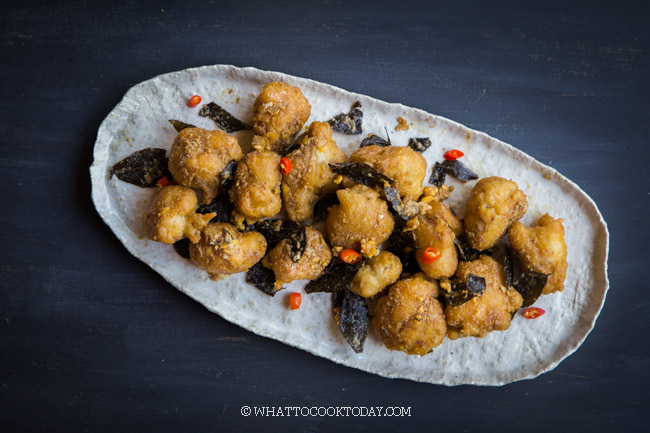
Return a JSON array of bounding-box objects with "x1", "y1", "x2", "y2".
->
[{"x1": 90, "y1": 65, "x2": 609, "y2": 386}]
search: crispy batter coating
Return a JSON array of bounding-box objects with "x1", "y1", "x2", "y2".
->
[
  {"x1": 445, "y1": 255, "x2": 523, "y2": 340},
  {"x1": 326, "y1": 184, "x2": 395, "y2": 257},
  {"x1": 252, "y1": 81, "x2": 311, "y2": 152},
  {"x1": 349, "y1": 251, "x2": 402, "y2": 298},
  {"x1": 229, "y1": 150, "x2": 282, "y2": 221},
  {"x1": 372, "y1": 275, "x2": 447, "y2": 355},
  {"x1": 264, "y1": 226, "x2": 332, "y2": 286},
  {"x1": 508, "y1": 214, "x2": 568, "y2": 294},
  {"x1": 425, "y1": 201, "x2": 464, "y2": 237},
  {"x1": 281, "y1": 122, "x2": 346, "y2": 222},
  {"x1": 413, "y1": 214, "x2": 458, "y2": 279},
  {"x1": 464, "y1": 176, "x2": 528, "y2": 250},
  {"x1": 168, "y1": 127, "x2": 243, "y2": 204},
  {"x1": 189, "y1": 222, "x2": 266, "y2": 275},
  {"x1": 145, "y1": 185, "x2": 215, "y2": 244},
  {"x1": 351, "y1": 145, "x2": 427, "y2": 201}
]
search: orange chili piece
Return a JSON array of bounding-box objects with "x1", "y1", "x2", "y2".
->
[
  {"x1": 339, "y1": 248, "x2": 362, "y2": 264},
  {"x1": 444, "y1": 149, "x2": 464, "y2": 160},
  {"x1": 289, "y1": 292, "x2": 302, "y2": 310},
  {"x1": 156, "y1": 176, "x2": 171, "y2": 188},
  {"x1": 280, "y1": 157, "x2": 292, "y2": 175},
  {"x1": 187, "y1": 95, "x2": 202, "y2": 107},
  {"x1": 420, "y1": 247, "x2": 441, "y2": 264},
  {"x1": 523, "y1": 307, "x2": 545, "y2": 319}
]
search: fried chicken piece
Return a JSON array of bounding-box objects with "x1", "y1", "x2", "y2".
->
[
  {"x1": 145, "y1": 185, "x2": 215, "y2": 244},
  {"x1": 168, "y1": 127, "x2": 243, "y2": 204},
  {"x1": 425, "y1": 201, "x2": 464, "y2": 237},
  {"x1": 252, "y1": 81, "x2": 311, "y2": 153},
  {"x1": 281, "y1": 122, "x2": 346, "y2": 222},
  {"x1": 464, "y1": 176, "x2": 528, "y2": 250},
  {"x1": 349, "y1": 251, "x2": 402, "y2": 298},
  {"x1": 372, "y1": 274, "x2": 447, "y2": 355},
  {"x1": 263, "y1": 226, "x2": 332, "y2": 287},
  {"x1": 189, "y1": 222, "x2": 266, "y2": 276},
  {"x1": 350, "y1": 145, "x2": 427, "y2": 201},
  {"x1": 229, "y1": 150, "x2": 282, "y2": 222},
  {"x1": 413, "y1": 213, "x2": 458, "y2": 279},
  {"x1": 326, "y1": 184, "x2": 394, "y2": 257},
  {"x1": 445, "y1": 255, "x2": 523, "y2": 340},
  {"x1": 508, "y1": 214, "x2": 568, "y2": 294}
]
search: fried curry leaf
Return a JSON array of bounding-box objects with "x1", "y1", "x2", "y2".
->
[
  {"x1": 220, "y1": 159, "x2": 238, "y2": 190},
  {"x1": 246, "y1": 261, "x2": 278, "y2": 296},
  {"x1": 289, "y1": 225, "x2": 307, "y2": 262},
  {"x1": 385, "y1": 186, "x2": 419, "y2": 221},
  {"x1": 196, "y1": 193, "x2": 234, "y2": 223},
  {"x1": 502, "y1": 245, "x2": 514, "y2": 288},
  {"x1": 335, "y1": 289, "x2": 369, "y2": 353},
  {"x1": 429, "y1": 162, "x2": 446, "y2": 186},
  {"x1": 313, "y1": 192, "x2": 339, "y2": 221},
  {"x1": 110, "y1": 148, "x2": 171, "y2": 188},
  {"x1": 168, "y1": 119, "x2": 196, "y2": 132},
  {"x1": 329, "y1": 162, "x2": 393, "y2": 188},
  {"x1": 441, "y1": 159, "x2": 478, "y2": 182},
  {"x1": 443, "y1": 274, "x2": 486, "y2": 307},
  {"x1": 172, "y1": 238, "x2": 191, "y2": 259},
  {"x1": 385, "y1": 228, "x2": 419, "y2": 275},
  {"x1": 360, "y1": 130, "x2": 391, "y2": 148},
  {"x1": 198, "y1": 102, "x2": 251, "y2": 133},
  {"x1": 328, "y1": 101, "x2": 363, "y2": 135},
  {"x1": 513, "y1": 271, "x2": 548, "y2": 307},
  {"x1": 408, "y1": 137, "x2": 431, "y2": 153},
  {"x1": 453, "y1": 237, "x2": 492, "y2": 262},
  {"x1": 305, "y1": 258, "x2": 363, "y2": 294}
]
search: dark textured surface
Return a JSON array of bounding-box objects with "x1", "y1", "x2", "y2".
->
[{"x1": 1, "y1": 0, "x2": 648, "y2": 431}]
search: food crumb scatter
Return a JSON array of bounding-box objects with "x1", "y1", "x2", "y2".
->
[{"x1": 395, "y1": 116, "x2": 410, "y2": 131}]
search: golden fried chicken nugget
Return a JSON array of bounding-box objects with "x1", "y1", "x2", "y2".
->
[
  {"x1": 168, "y1": 127, "x2": 243, "y2": 204},
  {"x1": 281, "y1": 122, "x2": 346, "y2": 222},
  {"x1": 425, "y1": 201, "x2": 464, "y2": 237},
  {"x1": 349, "y1": 251, "x2": 402, "y2": 298},
  {"x1": 445, "y1": 255, "x2": 523, "y2": 340},
  {"x1": 264, "y1": 226, "x2": 332, "y2": 287},
  {"x1": 326, "y1": 184, "x2": 394, "y2": 257},
  {"x1": 145, "y1": 185, "x2": 215, "y2": 244},
  {"x1": 229, "y1": 150, "x2": 282, "y2": 221},
  {"x1": 252, "y1": 81, "x2": 311, "y2": 152},
  {"x1": 189, "y1": 222, "x2": 266, "y2": 276},
  {"x1": 372, "y1": 275, "x2": 447, "y2": 355},
  {"x1": 464, "y1": 176, "x2": 528, "y2": 250},
  {"x1": 350, "y1": 145, "x2": 427, "y2": 201},
  {"x1": 413, "y1": 214, "x2": 458, "y2": 279},
  {"x1": 508, "y1": 214, "x2": 568, "y2": 294}
]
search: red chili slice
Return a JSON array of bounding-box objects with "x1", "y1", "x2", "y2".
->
[
  {"x1": 187, "y1": 95, "x2": 202, "y2": 107},
  {"x1": 523, "y1": 307, "x2": 545, "y2": 319},
  {"x1": 280, "y1": 157, "x2": 292, "y2": 175},
  {"x1": 444, "y1": 149, "x2": 464, "y2": 160}
]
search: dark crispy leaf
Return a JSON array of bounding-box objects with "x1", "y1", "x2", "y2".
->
[
  {"x1": 453, "y1": 237, "x2": 491, "y2": 262},
  {"x1": 328, "y1": 101, "x2": 363, "y2": 135},
  {"x1": 220, "y1": 160, "x2": 238, "y2": 190},
  {"x1": 360, "y1": 131, "x2": 391, "y2": 148},
  {"x1": 385, "y1": 186, "x2": 419, "y2": 221},
  {"x1": 385, "y1": 228, "x2": 419, "y2": 274},
  {"x1": 173, "y1": 238, "x2": 191, "y2": 259},
  {"x1": 168, "y1": 119, "x2": 196, "y2": 132},
  {"x1": 408, "y1": 137, "x2": 431, "y2": 153},
  {"x1": 248, "y1": 219, "x2": 303, "y2": 250},
  {"x1": 110, "y1": 148, "x2": 171, "y2": 187},
  {"x1": 313, "y1": 192, "x2": 339, "y2": 221},
  {"x1": 337, "y1": 290, "x2": 369, "y2": 353},
  {"x1": 197, "y1": 193, "x2": 234, "y2": 223},
  {"x1": 305, "y1": 259, "x2": 363, "y2": 294},
  {"x1": 502, "y1": 245, "x2": 514, "y2": 288},
  {"x1": 198, "y1": 102, "x2": 250, "y2": 133},
  {"x1": 443, "y1": 274, "x2": 486, "y2": 307},
  {"x1": 246, "y1": 261, "x2": 278, "y2": 296},
  {"x1": 288, "y1": 225, "x2": 307, "y2": 262},
  {"x1": 441, "y1": 159, "x2": 478, "y2": 182},
  {"x1": 513, "y1": 271, "x2": 548, "y2": 307},
  {"x1": 329, "y1": 162, "x2": 393, "y2": 188},
  {"x1": 429, "y1": 162, "x2": 446, "y2": 186}
]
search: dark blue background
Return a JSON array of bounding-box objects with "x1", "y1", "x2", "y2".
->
[{"x1": 1, "y1": 0, "x2": 648, "y2": 431}]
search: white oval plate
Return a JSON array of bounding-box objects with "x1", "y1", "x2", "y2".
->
[{"x1": 90, "y1": 65, "x2": 609, "y2": 386}]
